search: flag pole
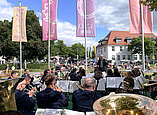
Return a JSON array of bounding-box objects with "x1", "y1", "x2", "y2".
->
[
  {"x1": 48, "y1": 0, "x2": 51, "y2": 69},
  {"x1": 141, "y1": 0, "x2": 145, "y2": 72},
  {"x1": 84, "y1": 0, "x2": 88, "y2": 75},
  {"x1": 19, "y1": 1, "x2": 22, "y2": 77}
]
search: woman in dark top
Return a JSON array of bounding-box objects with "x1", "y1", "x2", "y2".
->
[
  {"x1": 113, "y1": 68, "x2": 121, "y2": 77},
  {"x1": 69, "y1": 68, "x2": 80, "y2": 81},
  {"x1": 36, "y1": 74, "x2": 68, "y2": 109},
  {"x1": 106, "y1": 68, "x2": 114, "y2": 77}
]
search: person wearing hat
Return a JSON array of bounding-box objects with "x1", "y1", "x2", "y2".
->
[{"x1": 72, "y1": 77, "x2": 101, "y2": 112}]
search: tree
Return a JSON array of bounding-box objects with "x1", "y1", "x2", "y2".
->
[
  {"x1": 0, "y1": 10, "x2": 48, "y2": 61},
  {"x1": 23, "y1": 10, "x2": 47, "y2": 61},
  {"x1": 128, "y1": 36, "x2": 155, "y2": 56},
  {"x1": 70, "y1": 43, "x2": 85, "y2": 59},
  {"x1": 0, "y1": 20, "x2": 19, "y2": 60},
  {"x1": 143, "y1": 0, "x2": 157, "y2": 11},
  {"x1": 0, "y1": 10, "x2": 87, "y2": 61}
]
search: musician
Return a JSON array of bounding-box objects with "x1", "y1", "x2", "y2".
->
[
  {"x1": 24, "y1": 74, "x2": 36, "y2": 92},
  {"x1": 72, "y1": 77, "x2": 101, "y2": 112},
  {"x1": 15, "y1": 78, "x2": 36, "y2": 115},
  {"x1": 8, "y1": 71, "x2": 18, "y2": 80},
  {"x1": 21, "y1": 69, "x2": 30, "y2": 78},
  {"x1": 122, "y1": 71, "x2": 135, "y2": 93},
  {"x1": 40, "y1": 69, "x2": 51, "y2": 84},
  {"x1": 58, "y1": 67, "x2": 65, "y2": 80},
  {"x1": 36, "y1": 74, "x2": 68, "y2": 109},
  {"x1": 97, "y1": 55, "x2": 108, "y2": 71}
]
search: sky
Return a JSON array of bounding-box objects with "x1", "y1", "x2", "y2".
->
[{"x1": 0, "y1": 0, "x2": 157, "y2": 47}]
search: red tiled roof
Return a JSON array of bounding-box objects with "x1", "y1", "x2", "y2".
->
[{"x1": 99, "y1": 31, "x2": 157, "y2": 46}]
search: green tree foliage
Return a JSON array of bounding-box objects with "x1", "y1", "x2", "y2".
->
[
  {"x1": 143, "y1": 0, "x2": 157, "y2": 11},
  {"x1": 0, "y1": 10, "x2": 86, "y2": 61},
  {"x1": 128, "y1": 36, "x2": 155, "y2": 56},
  {"x1": 0, "y1": 20, "x2": 19, "y2": 60},
  {"x1": 70, "y1": 43, "x2": 85, "y2": 59},
  {"x1": 23, "y1": 10, "x2": 47, "y2": 61}
]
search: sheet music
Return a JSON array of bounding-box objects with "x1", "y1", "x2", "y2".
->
[
  {"x1": 97, "y1": 78, "x2": 106, "y2": 91},
  {"x1": 134, "y1": 78, "x2": 141, "y2": 89},
  {"x1": 44, "y1": 109, "x2": 62, "y2": 115},
  {"x1": 86, "y1": 112, "x2": 96, "y2": 115},
  {"x1": 35, "y1": 109, "x2": 84, "y2": 115},
  {"x1": 63, "y1": 109, "x2": 84, "y2": 115},
  {"x1": 35, "y1": 109, "x2": 45, "y2": 115},
  {"x1": 68, "y1": 81, "x2": 79, "y2": 93},
  {"x1": 106, "y1": 77, "x2": 124, "y2": 88},
  {"x1": 56, "y1": 80, "x2": 69, "y2": 92}
]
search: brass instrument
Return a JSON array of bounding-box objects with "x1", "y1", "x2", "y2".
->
[
  {"x1": 0, "y1": 78, "x2": 21, "y2": 112},
  {"x1": 93, "y1": 93, "x2": 157, "y2": 115}
]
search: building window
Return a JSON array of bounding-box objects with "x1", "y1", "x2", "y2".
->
[
  {"x1": 112, "y1": 55, "x2": 115, "y2": 60},
  {"x1": 125, "y1": 46, "x2": 128, "y2": 51},
  {"x1": 104, "y1": 47, "x2": 106, "y2": 52},
  {"x1": 120, "y1": 46, "x2": 123, "y2": 51},
  {"x1": 112, "y1": 46, "x2": 115, "y2": 51},
  {"x1": 133, "y1": 55, "x2": 137, "y2": 60},
  {"x1": 140, "y1": 55, "x2": 142, "y2": 60},
  {"x1": 128, "y1": 55, "x2": 131, "y2": 60},
  {"x1": 117, "y1": 55, "x2": 120, "y2": 60},
  {"x1": 115, "y1": 37, "x2": 122, "y2": 43},
  {"x1": 122, "y1": 55, "x2": 126, "y2": 60},
  {"x1": 125, "y1": 37, "x2": 132, "y2": 43}
]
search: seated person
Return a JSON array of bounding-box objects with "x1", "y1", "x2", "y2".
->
[
  {"x1": 36, "y1": 74, "x2": 68, "y2": 109},
  {"x1": 58, "y1": 67, "x2": 65, "y2": 80},
  {"x1": 8, "y1": 71, "x2": 18, "y2": 80},
  {"x1": 118, "y1": 71, "x2": 134, "y2": 93},
  {"x1": 77, "y1": 67, "x2": 86, "y2": 81},
  {"x1": 106, "y1": 68, "x2": 113, "y2": 77},
  {"x1": 113, "y1": 68, "x2": 121, "y2": 77},
  {"x1": 21, "y1": 68, "x2": 30, "y2": 78},
  {"x1": 40, "y1": 69, "x2": 51, "y2": 84},
  {"x1": 69, "y1": 68, "x2": 80, "y2": 81},
  {"x1": 94, "y1": 67, "x2": 103, "y2": 80},
  {"x1": 24, "y1": 74, "x2": 36, "y2": 92},
  {"x1": 72, "y1": 77, "x2": 101, "y2": 112},
  {"x1": 15, "y1": 77, "x2": 36, "y2": 115}
]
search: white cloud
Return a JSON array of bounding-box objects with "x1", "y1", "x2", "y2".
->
[
  {"x1": 36, "y1": 12, "x2": 97, "y2": 47},
  {"x1": 95, "y1": 0, "x2": 157, "y2": 35},
  {"x1": 95, "y1": 0, "x2": 129, "y2": 31},
  {"x1": 38, "y1": 17, "x2": 97, "y2": 47},
  {"x1": 0, "y1": 0, "x2": 13, "y2": 21},
  {"x1": 57, "y1": 21, "x2": 98, "y2": 47}
]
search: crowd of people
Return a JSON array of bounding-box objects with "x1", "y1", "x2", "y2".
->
[{"x1": 5, "y1": 56, "x2": 157, "y2": 115}]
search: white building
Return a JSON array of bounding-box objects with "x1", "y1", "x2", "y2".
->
[{"x1": 96, "y1": 31, "x2": 157, "y2": 65}]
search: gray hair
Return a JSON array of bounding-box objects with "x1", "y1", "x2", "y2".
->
[{"x1": 81, "y1": 77, "x2": 96, "y2": 89}]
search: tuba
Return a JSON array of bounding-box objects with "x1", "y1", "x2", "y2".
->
[{"x1": 0, "y1": 78, "x2": 22, "y2": 112}]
